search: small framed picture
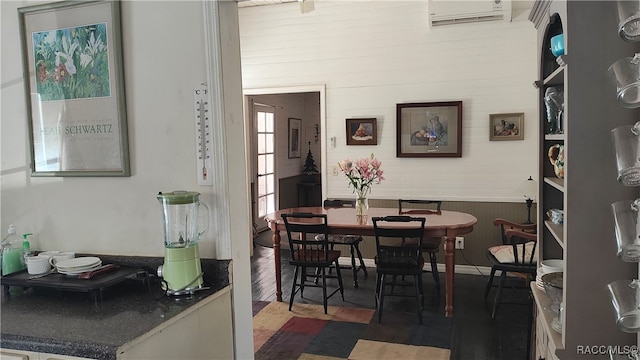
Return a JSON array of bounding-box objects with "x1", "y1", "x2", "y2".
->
[
  {"x1": 288, "y1": 118, "x2": 301, "y2": 158},
  {"x1": 490, "y1": 113, "x2": 524, "y2": 141},
  {"x1": 346, "y1": 118, "x2": 377, "y2": 145},
  {"x1": 396, "y1": 101, "x2": 462, "y2": 157}
]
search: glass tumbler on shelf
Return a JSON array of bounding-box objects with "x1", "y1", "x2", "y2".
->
[
  {"x1": 607, "y1": 279, "x2": 640, "y2": 333},
  {"x1": 608, "y1": 54, "x2": 640, "y2": 108},
  {"x1": 616, "y1": 0, "x2": 640, "y2": 42},
  {"x1": 611, "y1": 121, "x2": 640, "y2": 186},
  {"x1": 611, "y1": 199, "x2": 640, "y2": 262}
]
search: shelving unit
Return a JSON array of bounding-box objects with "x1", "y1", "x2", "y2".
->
[{"x1": 529, "y1": 1, "x2": 638, "y2": 359}]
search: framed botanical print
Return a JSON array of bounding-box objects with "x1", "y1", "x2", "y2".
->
[{"x1": 19, "y1": 0, "x2": 130, "y2": 176}]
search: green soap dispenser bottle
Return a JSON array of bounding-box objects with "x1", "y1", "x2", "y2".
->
[
  {"x1": 1, "y1": 225, "x2": 26, "y2": 275},
  {"x1": 22, "y1": 233, "x2": 33, "y2": 262}
]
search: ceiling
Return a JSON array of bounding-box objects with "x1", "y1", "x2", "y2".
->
[
  {"x1": 237, "y1": 0, "x2": 534, "y2": 12},
  {"x1": 237, "y1": 0, "x2": 297, "y2": 8}
]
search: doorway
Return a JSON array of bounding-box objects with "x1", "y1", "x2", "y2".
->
[{"x1": 245, "y1": 85, "x2": 326, "y2": 234}]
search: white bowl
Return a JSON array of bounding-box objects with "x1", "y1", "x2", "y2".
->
[
  {"x1": 541, "y1": 259, "x2": 564, "y2": 274},
  {"x1": 26, "y1": 256, "x2": 52, "y2": 275}
]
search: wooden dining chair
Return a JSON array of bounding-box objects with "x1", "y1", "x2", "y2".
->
[
  {"x1": 484, "y1": 219, "x2": 537, "y2": 318},
  {"x1": 315, "y1": 199, "x2": 368, "y2": 288},
  {"x1": 372, "y1": 215, "x2": 426, "y2": 325},
  {"x1": 398, "y1": 199, "x2": 442, "y2": 293},
  {"x1": 282, "y1": 212, "x2": 345, "y2": 314}
]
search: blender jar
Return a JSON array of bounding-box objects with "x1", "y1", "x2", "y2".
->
[{"x1": 157, "y1": 191, "x2": 209, "y2": 248}]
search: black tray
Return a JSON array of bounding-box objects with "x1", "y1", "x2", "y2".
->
[{"x1": 1, "y1": 265, "x2": 144, "y2": 302}]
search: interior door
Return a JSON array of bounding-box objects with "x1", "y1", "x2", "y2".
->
[{"x1": 253, "y1": 102, "x2": 276, "y2": 233}]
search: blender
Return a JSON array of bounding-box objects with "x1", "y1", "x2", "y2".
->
[{"x1": 156, "y1": 191, "x2": 210, "y2": 295}]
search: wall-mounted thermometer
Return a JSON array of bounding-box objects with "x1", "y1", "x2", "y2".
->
[{"x1": 194, "y1": 85, "x2": 213, "y2": 185}]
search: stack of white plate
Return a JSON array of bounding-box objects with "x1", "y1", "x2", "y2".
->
[
  {"x1": 537, "y1": 259, "x2": 564, "y2": 291},
  {"x1": 535, "y1": 272, "x2": 546, "y2": 290},
  {"x1": 55, "y1": 257, "x2": 102, "y2": 275}
]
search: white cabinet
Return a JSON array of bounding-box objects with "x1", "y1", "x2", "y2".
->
[
  {"x1": 0, "y1": 350, "x2": 34, "y2": 360},
  {"x1": 117, "y1": 285, "x2": 234, "y2": 360}
]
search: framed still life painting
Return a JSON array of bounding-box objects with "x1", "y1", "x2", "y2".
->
[
  {"x1": 489, "y1": 112, "x2": 524, "y2": 141},
  {"x1": 396, "y1": 101, "x2": 462, "y2": 158},
  {"x1": 346, "y1": 118, "x2": 377, "y2": 145}
]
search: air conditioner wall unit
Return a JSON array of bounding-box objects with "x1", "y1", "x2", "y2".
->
[{"x1": 428, "y1": 0, "x2": 512, "y2": 27}]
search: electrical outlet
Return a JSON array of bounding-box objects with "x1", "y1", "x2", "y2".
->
[{"x1": 443, "y1": 237, "x2": 465, "y2": 250}]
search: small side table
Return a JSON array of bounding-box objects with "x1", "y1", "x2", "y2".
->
[{"x1": 297, "y1": 182, "x2": 320, "y2": 206}]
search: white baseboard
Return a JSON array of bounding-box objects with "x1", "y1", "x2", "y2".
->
[{"x1": 338, "y1": 257, "x2": 492, "y2": 276}]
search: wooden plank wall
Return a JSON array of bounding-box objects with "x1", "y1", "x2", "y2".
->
[{"x1": 239, "y1": 1, "x2": 539, "y2": 203}]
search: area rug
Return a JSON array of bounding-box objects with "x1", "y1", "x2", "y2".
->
[{"x1": 253, "y1": 300, "x2": 452, "y2": 360}]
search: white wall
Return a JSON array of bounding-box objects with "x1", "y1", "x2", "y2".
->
[
  {"x1": 2, "y1": 1, "x2": 255, "y2": 358},
  {"x1": 239, "y1": 0, "x2": 538, "y2": 202},
  {"x1": 1, "y1": 1, "x2": 222, "y2": 256}
]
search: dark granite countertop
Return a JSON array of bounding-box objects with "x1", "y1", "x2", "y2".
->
[{"x1": 0, "y1": 255, "x2": 231, "y2": 360}]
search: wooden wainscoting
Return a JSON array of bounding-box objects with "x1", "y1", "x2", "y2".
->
[
  {"x1": 348, "y1": 199, "x2": 536, "y2": 268},
  {"x1": 273, "y1": 182, "x2": 535, "y2": 268},
  {"x1": 278, "y1": 175, "x2": 322, "y2": 209}
]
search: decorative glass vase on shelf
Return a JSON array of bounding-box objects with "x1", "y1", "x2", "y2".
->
[
  {"x1": 338, "y1": 154, "x2": 384, "y2": 225},
  {"x1": 544, "y1": 86, "x2": 564, "y2": 134}
]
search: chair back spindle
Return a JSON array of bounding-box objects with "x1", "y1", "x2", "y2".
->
[
  {"x1": 281, "y1": 212, "x2": 344, "y2": 313},
  {"x1": 372, "y1": 215, "x2": 427, "y2": 324},
  {"x1": 282, "y1": 212, "x2": 330, "y2": 264}
]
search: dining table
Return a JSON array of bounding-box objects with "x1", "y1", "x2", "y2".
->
[{"x1": 264, "y1": 206, "x2": 478, "y2": 317}]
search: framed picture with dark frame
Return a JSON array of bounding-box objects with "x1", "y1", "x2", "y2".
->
[
  {"x1": 346, "y1": 118, "x2": 377, "y2": 145},
  {"x1": 489, "y1": 112, "x2": 524, "y2": 141},
  {"x1": 288, "y1": 118, "x2": 302, "y2": 158},
  {"x1": 396, "y1": 101, "x2": 463, "y2": 157},
  {"x1": 18, "y1": 0, "x2": 130, "y2": 176}
]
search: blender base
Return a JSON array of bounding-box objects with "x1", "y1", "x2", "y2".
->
[
  {"x1": 165, "y1": 283, "x2": 210, "y2": 296},
  {"x1": 160, "y1": 245, "x2": 205, "y2": 295}
]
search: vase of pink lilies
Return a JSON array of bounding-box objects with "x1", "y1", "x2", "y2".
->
[{"x1": 338, "y1": 154, "x2": 384, "y2": 223}]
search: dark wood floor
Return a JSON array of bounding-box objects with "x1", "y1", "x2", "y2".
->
[{"x1": 251, "y1": 240, "x2": 532, "y2": 360}]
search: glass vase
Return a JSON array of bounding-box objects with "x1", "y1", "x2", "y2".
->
[{"x1": 355, "y1": 196, "x2": 369, "y2": 225}]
